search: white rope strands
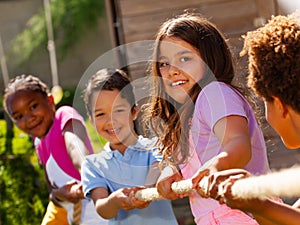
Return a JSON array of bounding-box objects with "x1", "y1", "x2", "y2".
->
[
  {"x1": 136, "y1": 157, "x2": 215, "y2": 201},
  {"x1": 136, "y1": 166, "x2": 300, "y2": 201},
  {"x1": 135, "y1": 179, "x2": 194, "y2": 201},
  {"x1": 230, "y1": 166, "x2": 300, "y2": 200}
]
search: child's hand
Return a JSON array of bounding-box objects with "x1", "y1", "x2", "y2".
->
[
  {"x1": 113, "y1": 187, "x2": 150, "y2": 211},
  {"x1": 210, "y1": 169, "x2": 250, "y2": 200},
  {"x1": 128, "y1": 187, "x2": 151, "y2": 209},
  {"x1": 191, "y1": 168, "x2": 210, "y2": 198},
  {"x1": 52, "y1": 180, "x2": 84, "y2": 204},
  {"x1": 156, "y1": 165, "x2": 184, "y2": 200},
  {"x1": 192, "y1": 168, "x2": 249, "y2": 200},
  {"x1": 217, "y1": 171, "x2": 264, "y2": 213}
]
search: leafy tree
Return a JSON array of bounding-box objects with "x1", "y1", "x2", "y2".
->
[{"x1": 9, "y1": 0, "x2": 105, "y2": 65}]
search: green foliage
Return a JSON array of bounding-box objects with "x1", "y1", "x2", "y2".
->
[
  {"x1": 0, "y1": 6, "x2": 109, "y2": 221},
  {"x1": 0, "y1": 155, "x2": 48, "y2": 225},
  {"x1": 0, "y1": 82, "x2": 106, "y2": 224},
  {"x1": 0, "y1": 120, "x2": 5, "y2": 152},
  {"x1": 0, "y1": 120, "x2": 32, "y2": 155},
  {"x1": 56, "y1": 87, "x2": 87, "y2": 118},
  {"x1": 9, "y1": 0, "x2": 105, "y2": 65},
  {"x1": 10, "y1": 11, "x2": 47, "y2": 66},
  {"x1": 86, "y1": 120, "x2": 107, "y2": 153},
  {"x1": 0, "y1": 120, "x2": 48, "y2": 225}
]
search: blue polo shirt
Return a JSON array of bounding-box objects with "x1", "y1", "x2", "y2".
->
[{"x1": 81, "y1": 136, "x2": 178, "y2": 225}]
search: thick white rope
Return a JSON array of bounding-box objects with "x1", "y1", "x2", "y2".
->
[
  {"x1": 136, "y1": 166, "x2": 300, "y2": 201},
  {"x1": 135, "y1": 179, "x2": 194, "y2": 201},
  {"x1": 230, "y1": 166, "x2": 300, "y2": 200},
  {"x1": 136, "y1": 157, "x2": 215, "y2": 201}
]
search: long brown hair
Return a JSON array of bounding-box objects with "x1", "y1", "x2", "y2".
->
[{"x1": 143, "y1": 13, "x2": 235, "y2": 165}]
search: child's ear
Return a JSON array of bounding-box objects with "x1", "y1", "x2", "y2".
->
[
  {"x1": 132, "y1": 106, "x2": 139, "y2": 121},
  {"x1": 47, "y1": 94, "x2": 55, "y2": 108},
  {"x1": 273, "y1": 96, "x2": 288, "y2": 118}
]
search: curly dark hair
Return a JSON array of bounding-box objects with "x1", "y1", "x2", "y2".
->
[
  {"x1": 3, "y1": 74, "x2": 49, "y2": 114},
  {"x1": 241, "y1": 14, "x2": 300, "y2": 113}
]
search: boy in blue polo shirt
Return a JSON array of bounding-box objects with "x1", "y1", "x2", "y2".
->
[{"x1": 81, "y1": 68, "x2": 178, "y2": 225}]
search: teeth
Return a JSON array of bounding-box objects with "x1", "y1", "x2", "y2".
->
[
  {"x1": 171, "y1": 80, "x2": 187, "y2": 87},
  {"x1": 107, "y1": 128, "x2": 119, "y2": 134}
]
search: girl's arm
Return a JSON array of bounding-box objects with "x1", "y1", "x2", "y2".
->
[
  {"x1": 192, "y1": 115, "x2": 252, "y2": 196},
  {"x1": 156, "y1": 164, "x2": 186, "y2": 200},
  {"x1": 212, "y1": 115, "x2": 251, "y2": 171},
  {"x1": 63, "y1": 119, "x2": 90, "y2": 172},
  {"x1": 52, "y1": 119, "x2": 90, "y2": 203}
]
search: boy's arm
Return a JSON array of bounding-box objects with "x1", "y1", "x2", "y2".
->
[
  {"x1": 248, "y1": 199, "x2": 300, "y2": 225},
  {"x1": 91, "y1": 186, "x2": 150, "y2": 219},
  {"x1": 216, "y1": 171, "x2": 300, "y2": 225},
  {"x1": 90, "y1": 187, "x2": 118, "y2": 219}
]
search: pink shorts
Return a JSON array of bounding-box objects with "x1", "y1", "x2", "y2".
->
[{"x1": 196, "y1": 205, "x2": 259, "y2": 225}]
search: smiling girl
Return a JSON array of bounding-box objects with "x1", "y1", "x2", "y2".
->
[
  {"x1": 143, "y1": 13, "x2": 270, "y2": 225},
  {"x1": 3, "y1": 74, "x2": 107, "y2": 225}
]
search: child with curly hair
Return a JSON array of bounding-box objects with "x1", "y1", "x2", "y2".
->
[
  {"x1": 3, "y1": 74, "x2": 107, "y2": 225},
  {"x1": 211, "y1": 14, "x2": 300, "y2": 225}
]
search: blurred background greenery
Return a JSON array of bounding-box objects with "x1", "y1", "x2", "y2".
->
[
  {"x1": 0, "y1": 89, "x2": 106, "y2": 225},
  {"x1": 0, "y1": 1, "x2": 109, "y2": 223}
]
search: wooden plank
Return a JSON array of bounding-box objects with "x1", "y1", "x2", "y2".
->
[
  {"x1": 112, "y1": 0, "x2": 275, "y2": 82},
  {"x1": 255, "y1": 0, "x2": 276, "y2": 18},
  {"x1": 119, "y1": 0, "x2": 246, "y2": 17},
  {"x1": 120, "y1": 0, "x2": 257, "y2": 43},
  {"x1": 122, "y1": 13, "x2": 257, "y2": 43}
]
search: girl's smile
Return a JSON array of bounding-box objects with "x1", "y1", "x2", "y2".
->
[
  {"x1": 7, "y1": 90, "x2": 55, "y2": 139},
  {"x1": 158, "y1": 37, "x2": 206, "y2": 103}
]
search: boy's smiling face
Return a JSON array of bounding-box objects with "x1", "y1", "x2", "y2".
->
[
  {"x1": 90, "y1": 89, "x2": 138, "y2": 152},
  {"x1": 7, "y1": 90, "x2": 55, "y2": 139}
]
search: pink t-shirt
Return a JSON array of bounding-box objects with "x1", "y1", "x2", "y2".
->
[
  {"x1": 181, "y1": 81, "x2": 270, "y2": 224},
  {"x1": 35, "y1": 106, "x2": 107, "y2": 224},
  {"x1": 35, "y1": 106, "x2": 93, "y2": 185}
]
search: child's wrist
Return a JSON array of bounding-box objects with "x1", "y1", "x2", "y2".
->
[{"x1": 50, "y1": 189, "x2": 64, "y2": 206}]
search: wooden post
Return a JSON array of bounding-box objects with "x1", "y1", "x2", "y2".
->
[{"x1": 0, "y1": 34, "x2": 13, "y2": 155}]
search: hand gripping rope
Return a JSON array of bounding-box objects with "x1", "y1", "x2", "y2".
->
[
  {"x1": 136, "y1": 157, "x2": 215, "y2": 201},
  {"x1": 135, "y1": 165, "x2": 300, "y2": 201}
]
